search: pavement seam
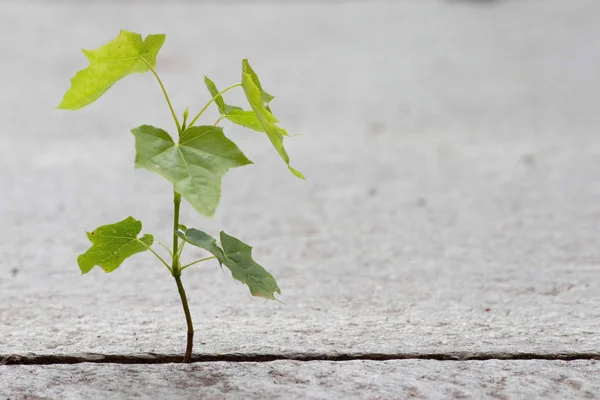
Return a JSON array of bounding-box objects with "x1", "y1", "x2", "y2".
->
[{"x1": 2, "y1": 352, "x2": 599, "y2": 365}]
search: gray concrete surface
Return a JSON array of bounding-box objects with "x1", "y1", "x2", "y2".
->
[
  {"x1": 2, "y1": 360, "x2": 600, "y2": 399},
  {"x1": 1, "y1": 1, "x2": 600, "y2": 398}
]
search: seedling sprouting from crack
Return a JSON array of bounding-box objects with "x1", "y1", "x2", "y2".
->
[{"x1": 57, "y1": 30, "x2": 303, "y2": 362}]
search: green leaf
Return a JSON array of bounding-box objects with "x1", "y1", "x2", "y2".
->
[
  {"x1": 177, "y1": 228, "x2": 281, "y2": 299},
  {"x1": 224, "y1": 109, "x2": 264, "y2": 132},
  {"x1": 204, "y1": 76, "x2": 229, "y2": 115},
  {"x1": 204, "y1": 76, "x2": 262, "y2": 132},
  {"x1": 241, "y1": 60, "x2": 278, "y2": 122},
  {"x1": 58, "y1": 30, "x2": 165, "y2": 110},
  {"x1": 288, "y1": 165, "x2": 305, "y2": 179},
  {"x1": 242, "y1": 61, "x2": 275, "y2": 107},
  {"x1": 131, "y1": 124, "x2": 252, "y2": 217},
  {"x1": 223, "y1": 110, "x2": 291, "y2": 136},
  {"x1": 220, "y1": 231, "x2": 281, "y2": 300},
  {"x1": 241, "y1": 59, "x2": 303, "y2": 179},
  {"x1": 77, "y1": 217, "x2": 154, "y2": 274},
  {"x1": 262, "y1": 90, "x2": 275, "y2": 105},
  {"x1": 205, "y1": 76, "x2": 293, "y2": 137},
  {"x1": 176, "y1": 228, "x2": 225, "y2": 265}
]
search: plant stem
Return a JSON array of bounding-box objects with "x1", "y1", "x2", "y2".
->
[
  {"x1": 172, "y1": 191, "x2": 181, "y2": 264},
  {"x1": 170, "y1": 190, "x2": 193, "y2": 363},
  {"x1": 177, "y1": 240, "x2": 186, "y2": 259},
  {"x1": 187, "y1": 83, "x2": 241, "y2": 128},
  {"x1": 214, "y1": 115, "x2": 225, "y2": 126},
  {"x1": 141, "y1": 58, "x2": 182, "y2": 133},
  {"x1": 174, "y1": 273, "x2": 194, "y2": 363},
  {"x1": 141, "y1": 57, "x2": 195, "y2": 363},
  {"x1": 142, "y1": 243, "x2": 172, "y2": 274},
  {"x1": 158, "y1": 242, "x2": 174, "y2": 257},
  {"x1": 180, "y1": 256, "x2": 217, "y2": 271}
]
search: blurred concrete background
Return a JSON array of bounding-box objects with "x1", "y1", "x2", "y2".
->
[{"x1": 1, "y1": 0, "x2": 600, "y2": 398}]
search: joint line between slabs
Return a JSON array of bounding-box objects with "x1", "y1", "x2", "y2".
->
[{"x1": 2, "y1": 352, "x2": 600, "y2": 365}]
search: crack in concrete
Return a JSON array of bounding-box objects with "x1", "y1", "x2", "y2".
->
[{"x1": 2, "y1": 352, "x2": 599, "y2": 365}]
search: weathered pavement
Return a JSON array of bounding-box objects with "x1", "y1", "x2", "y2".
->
[
  {"x1": 2, "y1": 361, "x2": 599, "y2": 399},
  {"x1": 1, "y1": 1, "x2": 599, "y2": 398}
]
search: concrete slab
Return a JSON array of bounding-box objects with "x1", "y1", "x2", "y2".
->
[
  {"x1": 1, "y1": 0, "x2": 600, "y2": 360},
  {"x1": 2, "y1": 360, "x2": 599, "y2": 400}
]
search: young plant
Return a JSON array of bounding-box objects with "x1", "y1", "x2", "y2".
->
[{"x1": 58, "y1": 30, "x2": 303, "y2": 362}]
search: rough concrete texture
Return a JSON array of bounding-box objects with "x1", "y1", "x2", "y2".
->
[
  {"x1": 2, "y1": 0, "x2": 599, "y2": 358},
  {"x1": 2, "y1": 360, "x2": 600, "y2": 399},
  {"x1": 1, "y1": 1, "x2": 600, "y2": 397}
]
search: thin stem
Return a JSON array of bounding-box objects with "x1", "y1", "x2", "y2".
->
[
  {"x1": 139, "y1": 241, "x2": 172, "y2": 274},
  {"x1": 170, "y1": 190, "x2": 191, "y2": 362},
  {"x1": 177, "y1": 240, "x2": 186, "y2": 259},
  {"x1": 159, "y1": 242, "x2": 174, "y2": 257},
  {"x1": 141, "y1": 58, "x2": 182, "y2": 133},
  {"x1": 180, "y1": 256, "x2": 217, "y2": 271},
  {"x1": 187, "y1": 83, "x2": 241, "y2": 128},
  {"x1": 172, "y1": 191, "x2": 181, "y2": 270},
  {"x1": 174, "y1": 274, "x2": 194, "y2": 363},
  {"x1": 214, "y1": 115, "x2": 225, "y2": 126}
]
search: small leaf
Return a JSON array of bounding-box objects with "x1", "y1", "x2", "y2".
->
[
  {"x1": 241, "y1": 61, "x2": 275, "y2": 106},
  {"x1": 288, "y1": 165, "x2": 306, "y2": 180},
  {"x1": 220, "y1": 231, "x2": 281, "y2": 300},
  {"x1": 204, "y1": 76, "x2": 292, "y2": 136},
  {"x1": 204, "y1": 76, "x2": 228, "y2": 115},
  {"x1": 131, "y1": 124, "x2": 252, "y2": 217},
  {"x1": 58, "y1": 30, "x2": 165, "y2": 110},
  {"x1": 77, "y1": 217, "x2": 154, "y2": 274},
  {"x1": 241, "y1": 60, "x2": 278, "y2": 123},
  {"x1": 204, "y1": 76, "x2": 259, "y2": 130},
  {"x1": 241, "y1": 59, "x2": 303, "y2": 178},
  {"x1": 176, "y1": 228, "x2": 225, "y2": 265}
]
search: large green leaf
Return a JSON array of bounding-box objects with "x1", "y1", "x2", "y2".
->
[
  {"x1": 131, "y1": 125, "x2": 252, "y2": 217},
  {"x1": 58, "y1": 30, "x2": 165, "y2": 110},
  {"x1": 220, "y1": 231, "x2": 281, "y2": 300},
  {"x1": 241, "y1": 60, "x2": 304, "y2": 179},
  {"x1": 177, "y1": 227, "x2": 281, "y2": 299},
  {"x1": 77, "y1": 217, "x2": 154, "y2": 274},
  {"x1": 175, "y1": 227, "x2": 225, "y2": 265}
]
